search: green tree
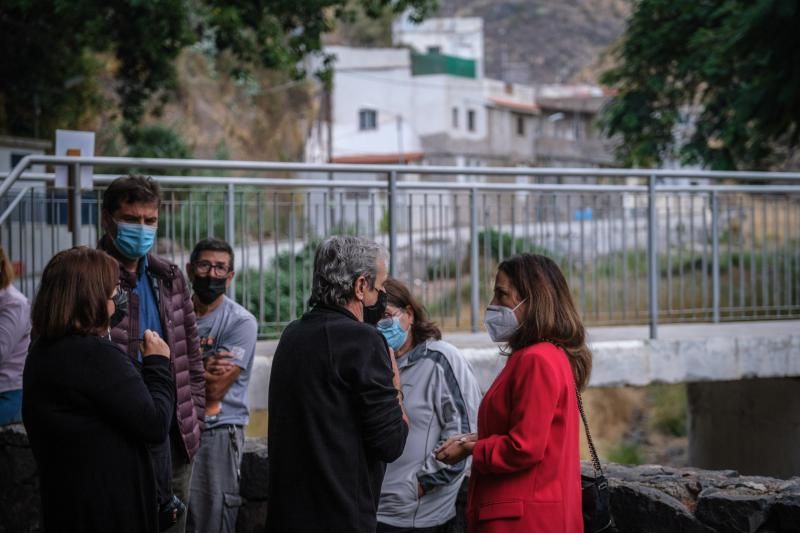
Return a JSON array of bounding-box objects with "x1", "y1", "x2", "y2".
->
[
  {"x1": 600, "y1": 0, "x2": 800, "y2": 170},
  {"x1": 0, "y1": 0, "x2": 436, "y2": 140}
]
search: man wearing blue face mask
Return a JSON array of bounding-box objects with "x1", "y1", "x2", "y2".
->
[{"x1": 99, "y1": 175, "x2": 204, "y2": 533}]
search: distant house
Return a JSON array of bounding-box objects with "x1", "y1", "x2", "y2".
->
[
  {"x1": 301, "y1": 16, "x2": 617, "y2": 244},
  {"x1": 305, "y1": 17, "x2": 613, "y2": 175},
  {"x1": 0, "y1": 135, "x2": 51, "y2": 173},
  {"x1": 533, "y1": 93, "x2": 613, "y2": 167}
]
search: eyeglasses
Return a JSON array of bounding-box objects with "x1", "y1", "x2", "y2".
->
[
  {"x1": 193, "y1": 261, "x2": 231, "y2": 276},
  {"x1": 377, "y1": 311, "x2": 403, "y2": 328}
]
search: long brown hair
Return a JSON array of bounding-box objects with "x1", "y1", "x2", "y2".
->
[
  {"x1": 32, "y1": 247, "x2": 119, "y2": 339},
  {"x1": 499, "y1": 254, "x2": 592, "y2": 390},
  {"x1": 0, "y1": 246, "x2": 14, "y2": 289},
  {"x1": 384, "y1": 277, "x2": 441, "y2": 346}
]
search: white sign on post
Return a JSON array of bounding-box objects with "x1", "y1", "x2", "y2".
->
[{"x1": 54, "y1": 129, "x2": 95, "y2": 189}]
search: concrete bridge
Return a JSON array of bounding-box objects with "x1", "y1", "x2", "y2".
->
[{"x1": 246, "y1": 319, "x2": 800, "y2": 478}]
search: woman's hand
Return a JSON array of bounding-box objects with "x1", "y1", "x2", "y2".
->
[
  {"x1": 434, "y1": 433, "x2": 477, "y2": 465},
  {"x1": 142, "y1": 330, "x2": 170, "y2": 359}
]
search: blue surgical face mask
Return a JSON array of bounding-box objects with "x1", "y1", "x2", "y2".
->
[
  {"x1": 484, "y1": 299, "x2": 527, "y2": 342},
  {"x1": 113, "y1": 221, "x2": 156, "y2": 260},
  {"x1": 377, "y1": 316, "x2": 408, "y2": 351}
]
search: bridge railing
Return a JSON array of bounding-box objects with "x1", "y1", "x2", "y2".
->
[{"x1": 2, "y1": 156, "x2": 800, "y2": 339}]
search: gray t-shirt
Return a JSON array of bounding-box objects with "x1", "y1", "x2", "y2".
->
[{"x1": 197, "y1": 296, "x2": 258, "y2": 428}]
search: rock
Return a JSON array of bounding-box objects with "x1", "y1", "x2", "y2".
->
[
  {"x1": 0, "y1": 424, "x2": 41, "y2": 533},
  {"x1": 610, "y1": 483, "x2": 709, "y2": 533},
  {"x1": 236, "y1": 500, "x2": 268, "y2": 533},
  {"x1": 694, "y1": 488, "x2": 772, "y2": 533},
  {"x1": 582, "y1": 463, "x2": 800, "y2": 533},
  {"x1": 763, "y1": 492, "x2": 800, "y2": 532},
  {"x1": 240, "y1": 439, "x2": 268, "y2": 501}
]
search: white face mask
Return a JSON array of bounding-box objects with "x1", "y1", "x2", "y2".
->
[{"x1": 484, "y1": 299, "x2": 527, "y2": 342}]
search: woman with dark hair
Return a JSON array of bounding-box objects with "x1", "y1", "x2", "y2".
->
[
  {"x1": 435, "y1": 254, "x2": 591, "y2": 533},
  {"x1": 376, "y1": 278, "x2": 482, "y2": 532},
  {"x1": 22, "y1": 247, "x2": 175, "y2": 533}
]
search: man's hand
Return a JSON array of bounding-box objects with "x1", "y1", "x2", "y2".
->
[
  {"x1": 388, "y1": 347, "x2": 402, "y2": 391},
  {"x1": 204, "y1": 350, "x2": 242, "y2": 404},
  {"x1": 205, "y1": 351, "x2": 235, "y2": 375},
  {"x1": 387, "y1": 347, "x2": 409, "y2": 425}
]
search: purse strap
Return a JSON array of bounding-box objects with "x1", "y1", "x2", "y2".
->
[
  {"x1": 576, "y1": 387, "x2": 604, "y2": 478},
  {"x1": 546, "y1": 341, "x2": 605, "y2": 478}
]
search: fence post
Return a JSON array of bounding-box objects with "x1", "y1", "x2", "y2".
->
[
  {"x1": 226, "y1": 182, "x2": 236, "y2": 300},
  {"x1": 470, "y1": 187, "x2": 479, "y2": 333},
  {"x1": 388, "y1": 171, "x2": 398, "y2": 275},
  {"x1": 648, "y1": 174, "x2": 658, "y2": 339},
  {"x1": 70, "y1": 162, "x2": 82, "y2": 247},
  {"x1": 711, "y1": 190, "x2": 720, "y2": 323}
]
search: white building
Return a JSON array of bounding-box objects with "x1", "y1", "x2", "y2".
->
[
  {"x1": 302, "y1": 17, "x2": 615, "y2": 258},
  {"x1": 0, "y1": 135, "x2": 50, "y2": 173},
  {"x1": 305, "y1": 20, "x2": 612, "y2": 171}
]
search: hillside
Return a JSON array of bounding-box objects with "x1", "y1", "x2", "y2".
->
[
  {"x1": 87, "y1": 49, "x2": 315, "y2": 163},
  {"x1": 436, "y1": 0, "x2": 629, "y2": 84}
]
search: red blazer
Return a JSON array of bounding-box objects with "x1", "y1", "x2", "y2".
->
[{"x1": 467, "y1": 342, "x2": 582, "y2": 533}]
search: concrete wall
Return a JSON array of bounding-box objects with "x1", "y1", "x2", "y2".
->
[
  {"x1": 688, "y1": 378, "x2": 800, "y2": 478},
  {"x1": 246, "y1": 322, "x2": 800, "y2": 475}
]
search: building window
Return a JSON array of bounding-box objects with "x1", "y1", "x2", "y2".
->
[
  {"x1": 10, "y1": 152, "x2": 26, "y2": 169},
  {"x1": 427, "y1": 46, "x2": 441, "y2": 54},
  {"x1": 359, "y1": 109, "x2": 377, "y2": 130},
  {"x1": 452, "y1": 107, "x2": 459, "y2": 129},
  {"x1": 516, "y1": 114, "x2": 525, "y2": 136},
  {"x1": 467, "y1": 109, "x2": 475, "y2": 132}
]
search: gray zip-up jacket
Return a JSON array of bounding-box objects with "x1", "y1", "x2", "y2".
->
[{"x1": 377, "y1": 338, "x2": 482, "y2": 528}]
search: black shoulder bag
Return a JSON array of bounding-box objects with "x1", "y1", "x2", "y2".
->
[{"x1": 577, "y1": 388, "x2": 613, "y2": 533}]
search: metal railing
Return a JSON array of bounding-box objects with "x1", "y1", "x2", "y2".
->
[{"x1": 2, "y1": 155, "x2": 800, "y2": 339}]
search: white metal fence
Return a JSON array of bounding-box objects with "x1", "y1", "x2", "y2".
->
[{"x1": 2, "y1": 156, "x2": 800, "y2": 338}]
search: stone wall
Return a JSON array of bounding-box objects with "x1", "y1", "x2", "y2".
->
[
  {"x1": 597, "y1": 463, "x2": 800, "y2": 533},
  {"x1": 0, "y1": 425, "x2": 41, "y2": 533},
  {"x1": 3, "y1": 426, "x2": 799, "y2": 533}
]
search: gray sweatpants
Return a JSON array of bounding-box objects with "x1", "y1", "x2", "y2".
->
[{"x1": 187, "y1": 425, "x2": 245, "y2": 533}]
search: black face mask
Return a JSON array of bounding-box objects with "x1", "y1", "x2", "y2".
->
[
  {"x1": 193, "y1": 276, "x2": 228, "y2": 305},
  {"x1": 110, "y1": 290, "x2": 128, "y2": 329},
  {"x1": 363, "y1": 289, "x2": 387, "y2": 325}
]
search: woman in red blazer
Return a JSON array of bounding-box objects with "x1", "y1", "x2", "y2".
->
[{"x1": 436, "y1": 254, "x2": 592, "y2": 533}]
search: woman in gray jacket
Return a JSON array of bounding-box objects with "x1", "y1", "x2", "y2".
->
[{"x1": 376, "y1": 278, "x2": 482, "y2": 533}]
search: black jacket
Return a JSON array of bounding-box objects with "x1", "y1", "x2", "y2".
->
[
  {"x1": 267, "y1": 304, "x2": 408, "y2": 532},
  {"x1": 22, "y1": 335, "x2": 174, "y2": 533}
]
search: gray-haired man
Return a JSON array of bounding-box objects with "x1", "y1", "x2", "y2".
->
[{"x1": 267, "y1": 235, "x2": 409, "y2": 533}]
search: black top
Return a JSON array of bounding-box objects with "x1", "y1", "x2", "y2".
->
[
  {"x1": 22, "y1": 335, "x2": 174, "y2": 533},
  {"x1": 267, "y1": 304, "x2": 409, "y2": 532}
]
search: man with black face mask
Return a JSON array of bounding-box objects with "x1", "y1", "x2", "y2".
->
[
  {"x1": 184, "y1": 238, "x2": 257, "y2": 533},
  {"x1": 268, "y1": 235, "x2": 408, "y2": 532}
]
